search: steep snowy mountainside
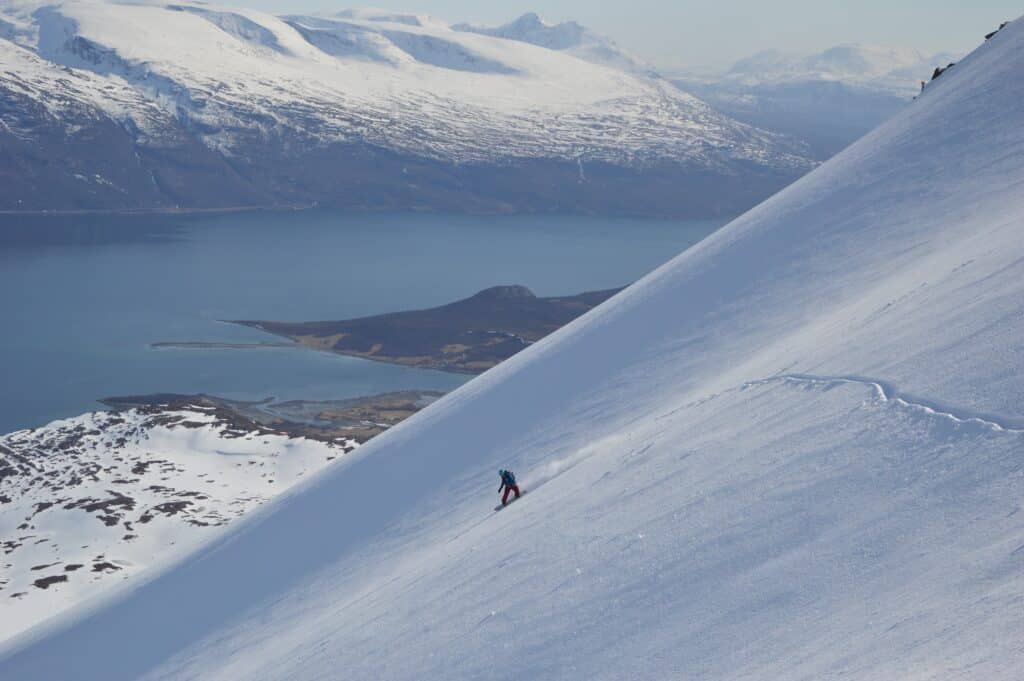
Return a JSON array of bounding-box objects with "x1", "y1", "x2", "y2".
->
[
  {"x1": 0, "y1": 34, "x2": 252, "y2": 208},
  {"x1": 453, "y1": 12, "x2": 655, "y2": 76},
  {"x1": 0, "y1": 1, "x2": 810, "y2": 215},
  {"x1": 3, "y1": 16, "x2": 1023, "y2": 681},
  {"x1": 0, "y1": 403, "x2": 356, "y2": 642}
]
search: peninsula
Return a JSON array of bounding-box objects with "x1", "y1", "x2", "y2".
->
[{"x1": 230, "y1": 285, "x2": 623, "y2": 374}]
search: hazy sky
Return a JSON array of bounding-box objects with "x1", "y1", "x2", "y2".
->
[{"x1": 223, "y1": 0, "x2": 1019, "y2": 70}]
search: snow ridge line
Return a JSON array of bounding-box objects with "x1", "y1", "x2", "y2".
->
[{"x1": 744, "y1": 374, "x2": 1024, "y2": 433}]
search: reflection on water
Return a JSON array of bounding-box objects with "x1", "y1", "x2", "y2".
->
[
  {"x1": 0, "y1": 210, "x2": 728, "y2": 433},
  {"x1": 0, "y1": 212, "x2": 187, "y2": 250}
]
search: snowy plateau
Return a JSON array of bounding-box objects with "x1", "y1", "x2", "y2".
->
[
  {"x1": 0, "y1": 1, "x2": 811, "y2": 215},
  {"x1": 1, "y1": 12, "x2": 1022, "y2": 681}
]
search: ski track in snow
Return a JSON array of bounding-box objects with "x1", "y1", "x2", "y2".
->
[
  {"x1": 745, "y1": 374, "x2": 1024, "y2": 433},
  {"x1": 450, "y1": 363, "x2": 1024, "y2": 555},
  {"x1": 657, "y1": 372, "x2": 1024, "y2": 437},
  {"x1": 465, "y1": 367, "x2": 1024, "y2": 532}
]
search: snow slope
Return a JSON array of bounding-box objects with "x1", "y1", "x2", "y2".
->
[
  {"x1": 3, "y1": 15, "x2": 1023, "y2": 681},
  {"x1": 0, "y1": 1, "x2": 809, "y2": 214}
]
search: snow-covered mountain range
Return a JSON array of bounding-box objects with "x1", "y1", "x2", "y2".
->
[
  {"x1": 722, "y1": 43, "x2": 961, "y2": 94},
  {"x1": 672, "y1": 43, "x2": 965, "y2": 158},
  {"x1": 0, "y1": 1, "x2": 810, "y2": 215},
  {"x1": 2, "y1": 14, "x2": 1021, "y2": 681}
]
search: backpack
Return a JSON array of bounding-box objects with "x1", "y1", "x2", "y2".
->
[{"x1": 502, "y1": 470, "x2": 516, "y2": 486}]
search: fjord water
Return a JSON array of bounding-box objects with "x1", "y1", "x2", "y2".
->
[{"x1": 0, "y1": 211, "x2": 726, "y2": 434}]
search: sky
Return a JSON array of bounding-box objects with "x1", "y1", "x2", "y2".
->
[{"x1": 222, "y1": 0, "x2": 1020, "y2": 71}]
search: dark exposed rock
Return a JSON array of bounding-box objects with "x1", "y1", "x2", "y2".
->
[
  {"x1": 986, "y1": 22, "x2": 1010, "y2": 40},
  {"x1": 151, "y1": 501, "x2": 191, "y2": 517},
  {"x1": 931, "y1": 63, "x2": 956, "y2": 81},
  {"x1": 33, "y1": 575, "x2": 68, "y2": 589}
]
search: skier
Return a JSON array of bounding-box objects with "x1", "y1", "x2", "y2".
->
[{"x1": 498, "y1": 469, "x2": 520, "y2": 507}]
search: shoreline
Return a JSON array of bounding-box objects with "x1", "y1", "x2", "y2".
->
[
  {"x1": 150, "y1": 341, "x2": 297, "y2": 350},
  {"x1": 0, "y1": 204, "x2": 316, "y2": 217},
  {"x1": 150, "y1": 334, "x2": 483, "y2": 374},
  {"x1": 221, "y1": 323, "x2": 488, "y2": 375},
  {"x1": 99, "y1": 390, "x2": 448, "y2": 443},
  {"x1": 223, "y1": 285, "x2": 624, "y2": 376},
  {"x1": 0, "y1": 205, "x2": 735, "y2": 221}
]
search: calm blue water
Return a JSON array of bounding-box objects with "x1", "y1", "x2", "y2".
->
[{"x1": 0, "y1": 211, "x2": 727, "y2": 433}]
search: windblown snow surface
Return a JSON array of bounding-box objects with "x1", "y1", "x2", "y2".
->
[{"x1": 3, "y1": 16, "x2": 1024, "y2": 681}]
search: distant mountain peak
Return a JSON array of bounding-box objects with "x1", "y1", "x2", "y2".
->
[
  {"x1": 453, "y1": 12, "x2": 652, "y2": 75},
  {"x1": 721, "y1": 42, "x2": 961, "y2": 94},
  {"x1": 334, "y1": 7, "x2": 430, "y2": 27},
  {"x1": 473, "y1": 285, "x2": 537, "y2": 300},
  {"x1": 506, "y1": 12, "x2": 545, "y2": 28},
  {"x1": 495, "y1": 12, "x2": 586, "y2": 46}
]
